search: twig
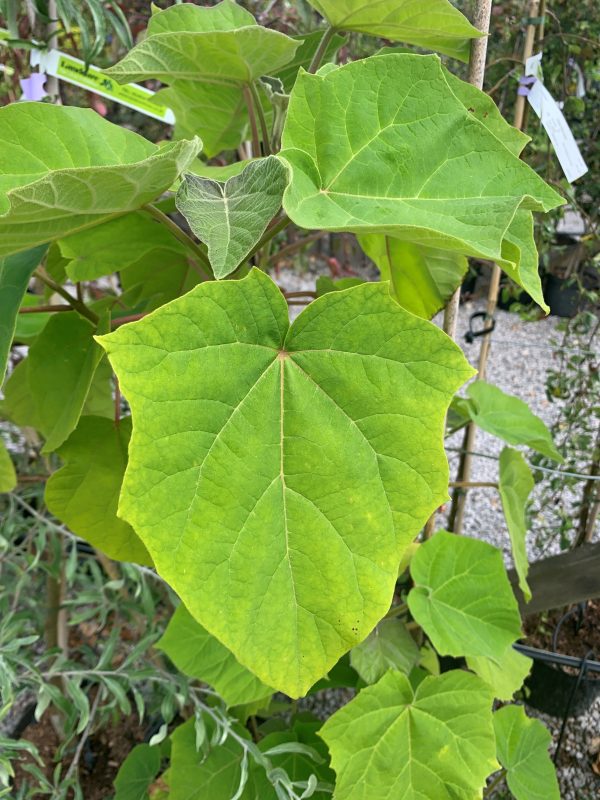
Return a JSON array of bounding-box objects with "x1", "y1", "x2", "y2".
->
[
  {"x1": 18, "y1": 304, "x2": 71, "y2": 314},
  {"x1": 33, "y1": 269, "x2": 99, "y2": 325},
  {"x1": 269, "y1": 232, "x2": 326, "y2": 264},
  {"x1": 63, "y1": 689, "x2": 103, "y2": 784},
  {"x1": 283, "y1": 290, "x2": 317, "y2": 299},
  {"x1": 111, "y1": 313, "x2": 147, "y2": 329},
  {"x1": 143, "y1": 204, "x2": 212, "y2": 275}
]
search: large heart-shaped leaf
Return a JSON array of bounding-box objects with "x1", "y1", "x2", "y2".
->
[
  {"x1": 466, "y1": 381, "x2": 563, "y2": 461},
  {"x1": 280, "y1": 55, "x2": 563, "y2": 300},
  {"x1": 176, "y1": 157, "x2": 288, "y2": 279},
  {"x1": 45, "y1": 416, "x2": 152, "y2": 565},
  {"x1": 0, "y1": 245, "x2": 47, "y2": 383},
  {"x1": 157, "y1": 604, "x2": 273, "y2": 707},
  {"x1": 307, "y1": 0, "x2": 483, "y2": 61},
  {"x1": 320, "y1": 670, "x2": 498, "y2": 799},
  {"x1": 58, "y1": 211, "x2": 188, "y2": 282},
  {"x1": 0, "y1": 103, "x2": 200, "y2": 258},
  {"x1": 494, "y1": 705, "x2": 560, "y2": 800},
  {"x1": 407, "y1": 531, "x2": 522, "y2": 661},
  {"x1": 350, "y1": 618, "x2": 419, "y2": 684},
  {"x1": 357, "y1": 235, "x2": 467, "y2": 319},
  {"x1": 98, "y1": 269, "x2": 472, "y2": 696},
  {"x1": 499, "y1": 446, "x2": 534, "y2": 602}
]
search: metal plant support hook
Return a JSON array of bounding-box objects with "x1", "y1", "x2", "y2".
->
[{"x1": 464, "y1": 311, "x2": 496, "y2": 344}]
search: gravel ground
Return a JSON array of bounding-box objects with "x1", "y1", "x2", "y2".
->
[{"x1": 277, "y1": 262, "x2": 600, "y2": 799}]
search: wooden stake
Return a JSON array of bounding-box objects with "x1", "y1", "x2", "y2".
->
[{"x1": 450, "y1": 0, "x2": 541, "y2": 534}]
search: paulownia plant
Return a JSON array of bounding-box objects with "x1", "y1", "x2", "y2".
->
[{"x1": 0, "y1": 1, "x2": 566, "y2": 797}]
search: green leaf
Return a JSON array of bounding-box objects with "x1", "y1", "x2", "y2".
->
[
  {"x1": 169, "y1": 717, "x2": 265, "y2": 800},
  {"x1": 275, "y1": 31, "x2": 345, "y2": 93},
  {"x1": 0, "y1": 245, "x2": 47, "y2": 383},
  {"x1": 1, "y1": 313, "x2": 108, "y2": 453},
  {"x1": 156, "y1": 604, "x2": 273, "y2": 707},
  {"x1": 105, "y1": 11, "x2": 299, "y2": 86},
  {"x1": 12, "y1": 295, "x2": 53, "y2": 344},
  {"x1": 320, "y1": 670, "x2": 498, "y2": 799},
  {"x1": 114, "y1": 743, "x2": 161, "y2": 800},
  {"x1": 357, "y1": 236, "x2": 468, "y2": 319},
  {"x1": 0, "y1": 103, "x2": 200, "y2": 257},
  {"x1": 0, "y1": 439, "x2": 16, "y2": 493},
  {"x1": 315, "y1": 276, "x2": 365, "y2": 296},
  {"x1": 499, "y1": 447, "x2": 534, "y2": 602},
  {"x1": 468, "y1": 647, "x2": 532, "y2": 701},
  {"x1": 502, "y1": 208, "x2": 548, "y2": 313},
  {"x1": 280, "y1": 55, "x2": 563, "y2": 291},
  {"x1": 493, "y1": 705, "x2": 560, "y2": 800},
  {"x1": 58, "y1": 212, "x2": 187, "y2": 282},
  {"x1": 45, "y1": 416, "x2": 152, "y2": 565},
  {"x1": 148, "y1": 0, "x2": 255, "y2": 34},
  {"x1": 307, "y1": 0, "x2": 483, "y2": 61},
  {"x1": 466, "y1": 381, "x2": 563, "y2": 461},
  {"x1": 98, "y1": 269, "x2": 472, "y2": 697},
  {"x1": 119, "y1": 252, "x2": 202, "y2": 313},
  {"x1": 175, "y1": 157, "x2": 288, "y2": 279},
  {"x1": 350, "y1": 618, "x2": 419, "y2": 684},
  {"x1": 407, "y1": 531, "x2": 522, "y2": 661},
  {"x1": 187, "y1": 160, "x2": 254, "y2": 182}
]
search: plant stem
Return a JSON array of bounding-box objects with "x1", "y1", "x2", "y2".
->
[
  {"x1": 242, "y1": 84, "x2": 262, "y2": 157},
  {"x1": 245, "y1": 215, "x2": 292, "y2": 265},
  {"x1": 18, "y1": 304, "x2": 71, "y2": 314},
  {"x1": 33, "y1": 269, "x2": 99, "y2": 325},
  {"x1": 269, "y1": 232, "x2": 326, "y2": 264},
  {"x1": 449, "y1": 480, "x2": 498, "y2": 489},
  {"x1": 250, "y1": 81, "x2": 272, "y2": 156},
  {"x1": 114, "y1": 376, "x2": 121, "y2": 426},
  {"x1": 384, "y1": 602, "x2": 408, "y2": 619},
  {"x1": 283, "y1": 290, "x2": 317, "y2": 299},
  {"x1": 111, "y1": 312, "x2": 147, "y2": 329},
  {"x1": 482, "y1": 769, "x2": 506, "y2": 798},
  {"x1": 308, "y1": 26, "x2": 335, "y2": 73},
  {"x1": 143, "y1": 203, "x2": 212, "y2": 276}
]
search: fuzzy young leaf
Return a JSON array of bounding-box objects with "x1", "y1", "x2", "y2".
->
[
  {"x1": 45, "y1": 416, "x2": 152, "y2": 565},
  {"x1": 320, "y1": 670, "x2": 498, "y2": 799},
  {"x1": 350, "y1": 618, "x2": 419, "y2": 684},
  {"x1": 0, "y1": 439, "x2": 16, "y2": 493},
  {"x1": 176, "y1": 157, "x2": 288, "y2": 279},
  {"x1": 407, "y1": 531, "x2": 522, "y2": 661},
  {"x1": 0, "y1": 103, "x2": 200, "y2": 257},
  {"x1": 466, "y1": 381, "x2": 563, "y2": 461},
  {"x1": 468, "y1": 648, "x2": 532, "y2": 701},
  {"x1": 281, "y1": 55, "x2": 562, "y2": 304},
  {"x1": 494, "y1": 705, "x2": 560, "y2": 800},
  {"x1": 357, "y1": 236, "x2": 467, "y2": 319},
  {"x1": 157, "y1": 604, "x2": 273, "y2": 707},
  {"x1": 306, "y1": 0, "x2": 483, "y2": 61},
  {"x1": 499, "y1": 447, "x2": 535, "y2": 602},
  {"x1": 0, "y1": 245, "x2": 47, "y2": 383},
  {"x1": 114, "y1": 743, "x2": 161, "y2": 800},
  {"x1": 98, "y1": 269, "x2": 472, "y2": 697}
]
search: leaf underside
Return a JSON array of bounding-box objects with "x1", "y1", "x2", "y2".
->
[{"x1": 99, "y1": 269, "x2": 472, "y2": 696}]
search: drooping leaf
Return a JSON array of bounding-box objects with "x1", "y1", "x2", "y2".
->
[
  {"x1": 113, "y1": 743, "x2": 162, "y2": 800},
  {"x1": 320, "y1": 670, "x2": 498, "y2": 799},
  {"x1": 466, "y1": 381, "x2": 563, "y2": 461},
  {"x1": 407, "y1": 531, "x2": 522, "y2": 661},
  {"x1": 468, "y1": 647, "x2": 532, "y2": 701},
  {"x1": 2, "y1": 313, "x2": 108, "y2": 453},
  {"x1": 175, "y1": 157, "x2": 288, "y2": 279},
  {"x1": 0, "y1": 103, "x2": 200, "y2": 257},
  {"x1": 280, "y1": 55, "x2": 563, "y2": 300},
  {"x1": 104, "y1": 7, "x2": 299, "y2": 86},
  {"x1": 499, "y1": 447, "x2": 534, "y2": 602},
  {"x1": 502, "y1": 208, "x2": 548, "y2": 312},
  {"x1": 350, "y1": 618, "x2": 419, "y2": 684},
  {"x1": 156, "y1": 604, "x2": 273, "y2": 707},
  {"x1": 306, "y1": 0, "x2": 483, "y2": 61},
  {"x1": 58, "y1": 212, "x2": 188, "y2": 282},
  {"x1": 0, "y1": 439, "x2": 16, "y2": 493},
  {"x1": 45, "y1": 416, "x2": 152, "y2": 565},
  {"x1": 357, "y1": 235, "x2": 467, "y2": 319},
  {"x1": 98, "y1": 269, "x2": 472, "y2": 697},
  {"x1": 0, "y1": 245, "x2": 48, "y2": 383},
  {"x1": 493, "y1": 705, "x2": 560, "y2": 800}
]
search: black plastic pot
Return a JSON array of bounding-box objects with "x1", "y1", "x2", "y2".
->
[
  {"x1": 524, "y1": 654, "x2": 600, "y2": 718},
  {"x1": 544, "y1": 274, "x2": 580, "y2": 318}
]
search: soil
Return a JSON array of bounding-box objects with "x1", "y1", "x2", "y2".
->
[
  {"x1": 523, "y1": 599, "x2": 600, "y2": 677},
  {"x1": 11, "y1": 704, "x2": 147, "y2": 799}
]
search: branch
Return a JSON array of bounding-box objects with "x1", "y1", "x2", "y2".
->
[
  {"x1": 33, "y1": 270, "x2": 99, "y2": 325},
  {"x1": 143, "y1": 204, "x2": 212, "y2": 276}
]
